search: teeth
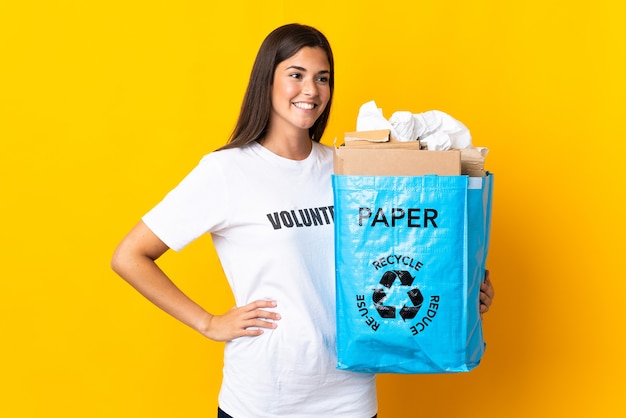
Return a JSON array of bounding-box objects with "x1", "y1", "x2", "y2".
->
[{"x1": 294, "y1": 102, "x2": 315, "y2": 110}]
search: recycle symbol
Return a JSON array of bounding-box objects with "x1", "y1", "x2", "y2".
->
[{"x1": 372, "y1": 270, "x2": 424, "y2": 321}]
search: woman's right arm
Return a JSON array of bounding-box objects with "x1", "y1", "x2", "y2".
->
[{"x1": 110, "y1": 221, "x2": 280, "y2": 342}]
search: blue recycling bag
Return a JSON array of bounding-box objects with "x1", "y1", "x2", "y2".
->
[{"x1": 332, "y1": 173, "x2": 493, "y2": 374}]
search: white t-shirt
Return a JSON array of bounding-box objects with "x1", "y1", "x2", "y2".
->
[{"x1": 142, "y1": 141, "x2": 377, "y2": 418}]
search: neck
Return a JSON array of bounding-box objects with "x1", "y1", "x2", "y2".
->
[{"x1": 259, "y1": 131, "x2": 313, "y2": 161}]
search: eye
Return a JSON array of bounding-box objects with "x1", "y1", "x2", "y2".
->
[
  {"x1": 316, "y1": 76, "x2": 329, "y2": 84},
  {"x1": 289, "y1": 72, "x2": 303, "y2": 79}
]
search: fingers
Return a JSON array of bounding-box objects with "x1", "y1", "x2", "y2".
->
[
  {"x1": 479, "y1": 292, "x2": 491, "y2": 320},
  {"x1": 235, "y1": 300, "x2": 281, "y2": 339},
  {"x1": 243, "y1": 300, "x2": 282, "y2": 322},
  {"x1": 206, "y1": 300, "x2": 281, "y2": 342},
  {"x1": 479, "y1": 270, "x2": 495, "y2": 317},
  {"x1": 481, "y1": 271, "x2": 494, "y2": 300}
]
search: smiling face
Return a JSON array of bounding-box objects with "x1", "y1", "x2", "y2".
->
[{"x1": 268, "y1": 47, "x2": 331, "y2": 140}]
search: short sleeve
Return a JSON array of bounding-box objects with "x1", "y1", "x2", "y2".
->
[{"x1": 142, "y1": 153, "x2": 230, "y2": 251}]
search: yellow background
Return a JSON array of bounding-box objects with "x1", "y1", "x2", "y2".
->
[{"x1": 2, "y1": 0, "x2": 624, "y2": 417}]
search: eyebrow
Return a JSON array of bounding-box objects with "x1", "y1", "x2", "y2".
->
[{"x1": 285, "y1": 65, "x2": 330, "y2": 74}]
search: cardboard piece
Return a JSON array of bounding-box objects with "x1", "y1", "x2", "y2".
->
[
  {"x1": 343, "y1": 129, "x2": 422, "y2": 149},
  {"x1": 344, "y1": 129, "x2": 391, "y2": 144},
  {"x1": 460, "y1": 147, "x2": 488, "y2": 177},
  {"x1": 334, "y1": 130, "x2": 461, "y2": 176}
]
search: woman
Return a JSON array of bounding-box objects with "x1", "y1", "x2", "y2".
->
[{"x1": 111, "y1": 23, "x2": 494, "y2": 418}]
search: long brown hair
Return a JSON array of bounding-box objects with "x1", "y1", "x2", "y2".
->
[{"x1": 219, "y1": 24, "x2": 334, "y2": 150}]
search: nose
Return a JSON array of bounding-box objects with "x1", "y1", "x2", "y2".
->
[{"x1": 302, "y1": 78, "x2": 318, "y2": 97}]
